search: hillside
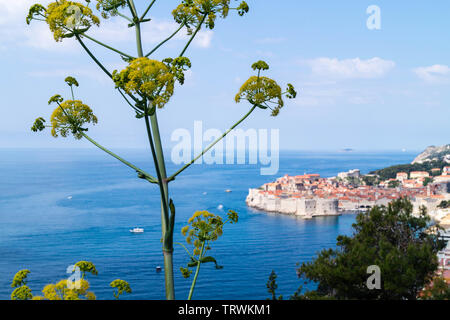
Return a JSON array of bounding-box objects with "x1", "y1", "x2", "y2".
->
[
  {"x1": 370, "y1": 160, "x2": 447, "y2": 180},
  {"x1": 412, "y1": 144, "x2": 450, "y2": 164}
]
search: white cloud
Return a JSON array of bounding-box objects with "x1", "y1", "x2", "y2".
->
[
  {"x1": 304, "y1": 57, "x2": 395, "y2": 79},
  {"x1": 413, "y1": 64, "x2": 450, "y2": 83}
]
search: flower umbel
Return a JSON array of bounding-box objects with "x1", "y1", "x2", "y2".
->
[
  {"x1": 95, "y1": 0, "x2": 127, "y2": 19},
  {"x1": 37, "y1": 1, "x2": 101, "y2": 42},
  {"x1": 179, "y1": 209, "x2": 238, "y2": 280},
  {"x1": 172, "y1": 0, "x2": 249, "y2": 32},
  {"x1": 110, "y1": 279, "x2": 132, "y2": 300},
  {"x1": 113, "y1": 57, "x2": 180, "y2": 108},
  {"x1": 50, "y1": 99, "x2": 98, "y2": 139},
  {"x1": 26, "y1": 4, "x2": 46, "y2": 25},
  {"x1": 235, "y1": 60, "x2": 297, "y2": 116},
  {"x1": 65, "y1": 76, "x2": 79, "y2": 87}
]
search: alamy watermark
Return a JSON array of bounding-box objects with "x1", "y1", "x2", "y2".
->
[
  {"x1": 367, "y1": 5, "x2": 381, "y2": 30},
  {"x1": 171, "y1": 121, "x2": 280, "y2": 175},
  {"x1": 66, "y1": 265, "x2": 81, "y2": 289},
  {"x1": 366, "y1": 265, "x2": 381, "y2": 290}
]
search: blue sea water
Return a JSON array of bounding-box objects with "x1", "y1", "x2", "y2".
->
[{"x1": 0, "y1": 149, "x2": 416, "y2": 300}]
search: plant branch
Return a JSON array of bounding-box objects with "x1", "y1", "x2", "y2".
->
[
  {"x1": 126, "y1": 0, "x2": 139, "y2": 20},
  {"x1": 175, "y1": 242, "x2": 195, "y2": 260},
  {"x1": 145, "y1": 22, "x2": 185, "y2": 57},
  {"x1": 117, "y1": 12, "x2": 133, "y2": 23},
  {"x1": 81, "y1": 132, "x2": 158, "y2": 184},
  {"x1": 140, "y1": 0, "x2": 157, "y2": 21},
  {"x1": 54, "y1": 102, "x2": 157, "y2": 183},
  {"x1": 187, "y1": 241, "x2": 205, "y2": 300},
  {"x1": 179, "y1": 14, "x2": 207, "y2": 57},
  {"x1": 75, "y1": 34, "x2": 112, "y2": 78},
  {"x1": 81, "y1": 33, "x2": 135, "y2": 59},
  {"x1": 75, "y1": 34, "x2": 142, "y2": 108},
  {"x1": 168, "y1": 105, "x2": 257, "y2": 181}
]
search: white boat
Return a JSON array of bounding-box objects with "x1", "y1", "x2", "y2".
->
[
  {"x1": 129, "y1": 227, "x2": 144, "y2": 233},
  {"x1": 225, "y1": 189, "x2": 232, "y2": 193}
]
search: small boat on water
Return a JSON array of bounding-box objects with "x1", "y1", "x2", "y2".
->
[
  {"x1": 225, "y1": 189, "x2": 232, "y2": 193},
  {"x1": 156, "y1": 266, "x2": 162, "y2": 272},
  {"x1": 130, "y1": 227, "x2": 144, "y2": 234}
]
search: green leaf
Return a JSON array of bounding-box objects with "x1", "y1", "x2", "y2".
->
[{"x1": 200, "y1": 256, "x2": 223, "y2": 269}]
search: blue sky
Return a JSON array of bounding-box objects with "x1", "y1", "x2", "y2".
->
[{"x1": 0, "y1": 0, "x2": 449, "y2": 151}]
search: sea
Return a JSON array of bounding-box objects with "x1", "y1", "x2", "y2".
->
[{"x1": 0, "y1": 148, "x2": 416, "y2": 300}]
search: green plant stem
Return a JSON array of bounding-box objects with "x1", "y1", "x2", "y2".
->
[
  {"x1": 126, "y1": 0, "x2": 138, "y2": 20},
  {"x1": 168, "y1": 106, "x2": 257, "y2": 181},
  {"x1": 140, "y1": 0, "x2": 157, "y2": 21},
  {"x1": 135, "y1": 23, "x2": 144, "y2": 57},
  {"x1": 133, "y1": 14, "x2": 175, "y2": 299},
  {"x1": 117, "y1": 12, "x2": 133, "y2": 23},
  {"x1": 187, "y1": 242, "x2": 205, "y2": 300},
  {"x1": 149, "y1": 111, "x2": 175, "y2": 299},
  {"x1": 80, "y1": 132, "x2": 158, "y2": 183},
  {"x1": 81, "y1": 33, "x2": 135, "y2": 59},
  {"x1": 76, "y1": 34, "x2": 112, "y2": 78},
  {"x1": 145, "y1": 23, "x2": 185, "y2": 57},
  {"x1": 179, "y1": 14, "x2": 207, "y2": 57}
]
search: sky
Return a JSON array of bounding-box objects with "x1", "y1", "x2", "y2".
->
[{"x1": 0, "y1": 0, "x2": 449, "y2": 152}]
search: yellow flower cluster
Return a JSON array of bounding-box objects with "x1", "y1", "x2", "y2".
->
[
  {"x1": 42, "y1": 279, "x2": 96, "y2": 300},
  {"x1": 95, "y1": 0, "x2": 127, "y2": 19},
  {"x1": 110, "y1": 279, "x2": 132, "y2": 299},
  {"x1": 173, "y1": 0, "x2": 248, "y2": 31},
  {"x1": 235, "y1": 76, "x2": 284, "y2": 116},
  {"x1": 113, "y1": 58, "x2": 177, "y2": 109},
  {"x1": 45, "y1": 0, "x2": 100, "y2": 42},
  {"x1": 50, "y1": 100, "x2": 98, "y2": 139},
  {"x1": 183, "y1": 210, "x2": 224, "y2": 251}
]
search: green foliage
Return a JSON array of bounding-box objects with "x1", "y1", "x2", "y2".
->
[
  {"x1": 438, "y1": 200, "x2": 450, "y2": 209},
  {"x1": 26, "y1": 4, "x2": 46, "y2": 25},
  {"x1": 110, "y1": 279, "x2": 132, "y2": 300},
  {"x1": 295, "y1": 198, "x2": 447, "y2": 300},
  {"x1": 362, "y1": 175, "x2": 379, "y2": 186},
  {"x1": 266, "y1": 271, "x2": 283, "y2": 300},
  {"x1": 31, "y1": 117, "x2": 46, "y2": 132},
  {"x1": 420, "y1": 277, "x2": 450, "y2": 300},
  {"x1": 388, "y1": 180, "x2": 400, "y2": 188},
  {"x1": 423, "y1": 177, "x2": 434, "y2": 186},
  {"x1": 371, "y1": 160, "x2": 447, "y2": 180}
]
